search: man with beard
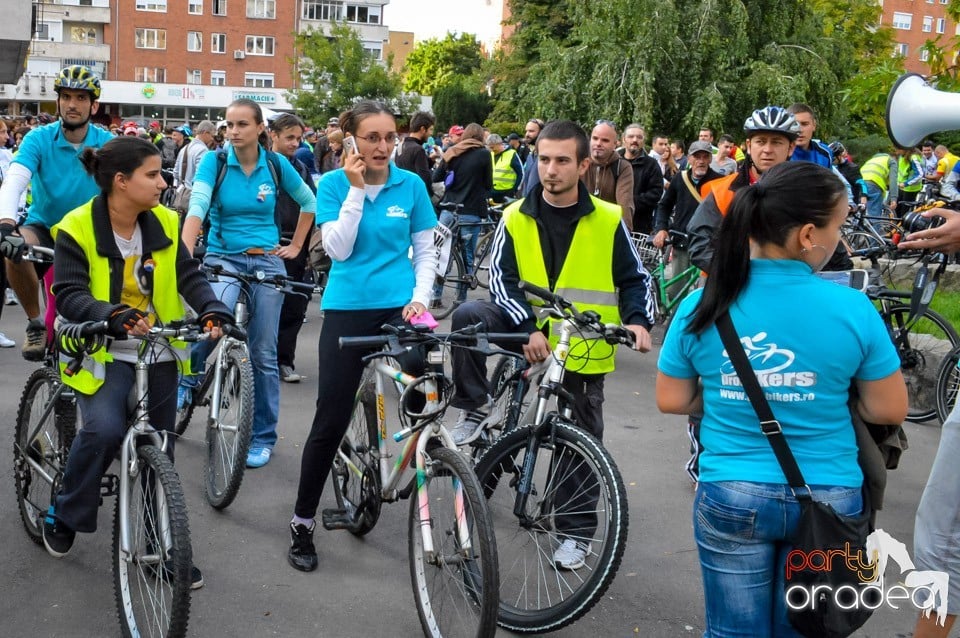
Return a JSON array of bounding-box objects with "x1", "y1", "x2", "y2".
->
[
  {"x1": 619, "y1": 123, "x2": 663, "y2": 233},
  {"x1": 518, "y1": 118, "x2": 545, "y2": 197},
  {"x1": 0, "y1": 65, "x2": 113, "y2": 360},
  {"x1": 395, "y1": 111, "x2": 435, "y2": 192},
  {"x1": 581, "y1": 120, "x2": 634, "y2": 229}
]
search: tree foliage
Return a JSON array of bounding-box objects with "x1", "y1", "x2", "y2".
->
[
  {"x1": 432, "y1": 81, "x2": 492, "y2": 131},
  {"x1": 288, "y1": 23, "x2": 414, "y2": 125},
  {"x1": 402, "y1": 33, "x2": 485, "y2": 95}
]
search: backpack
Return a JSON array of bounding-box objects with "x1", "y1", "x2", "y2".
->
[
  {"x1": 205, "y1": 149, "x2": 284, "y2": 242},
  {"x1": 158, "y1": 137, "x2": 178, "y2": 169}
]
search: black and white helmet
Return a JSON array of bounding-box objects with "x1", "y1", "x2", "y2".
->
[{"x1": 743, "y1": 106, "x2": 800, "y2": 140}]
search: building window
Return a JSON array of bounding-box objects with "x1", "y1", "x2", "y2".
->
[
  {"x1": 245, "y1": 35, "x2": 275, "y2": 56},
  {"x1": 893, "y1": 13, "x2": 913, "y2": 30},
  {"x1": 213, "y1": 0, "x2": 227, "y2": 16},
  {"x1": 246, "y1": 0, "x2": 275, "y2": 19},
  {"x1": 303, "y1": 1, "x2": 342, "y2": 21},
  {"x1": 136, "y1": 0, "x2": 167, "y2": 11},
  {"x1": 244, "y1": 72, "x2": 274, "y2": 88},
  {"x1": 923, "y1": 16, "x2": 933, "y2": 32},
  {"x1": 345, "y1": 3, "x2": 381, "y2": 24},
  {"x1": 135, "y1": 28, "x2": 167, "y2": 50},
  {"x1": 71, "y1": 27, "x2": 98, "y2": 45},
  {"x1": 920, "y1": 49, "x2": 931, "y2": 62},
  {"x1": 187, "y1": 31, "x2": 202, "y2": 52},
  {"x1": 189, "y1": 1, "x2": 202, "y2": 14},
  {"x1": 187, "y1": 69, "x2": 202, "y2": 84},
  {"x1": 363, "y1": 42, "x2": 383, "y2": 60},
  {"x1": 135, "y1": 67, "x2": 166, "y2": 82},
  {"x1": 942, "y1": 0, "x2": 949, "y2": 4},
  {"x1": 937, "y1": 18, "x2": 946, "y2": 33},
  {"x1": 210, "y1": 70, "x2": 226, "y2": 86},
  {"x1": 895, "y1": 43, "x2": 909, "y2": 57},
  {"x1": 211, "y1": 33, "x2": 226, "y2": 53}
]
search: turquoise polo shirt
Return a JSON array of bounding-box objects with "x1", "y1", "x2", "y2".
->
[
  {"x1": 658, "y1": 259, "x2": 901, "y2": 487},
  {"x1": 317, "y1": 165, "x2": 436, "y2": 310},
  {"x1": 14, "y1": 122, "x2": 114, "y2": 228},
  {"x1": 187, "y1": 145, "x2": 316, "y2": 254}
]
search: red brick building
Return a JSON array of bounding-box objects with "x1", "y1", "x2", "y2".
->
[{"x1": 882, "y1": 0, "x2": 958, "y2": 73}]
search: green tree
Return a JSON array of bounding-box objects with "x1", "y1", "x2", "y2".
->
[
  {"x1": 288, "y1": 22, "x2": 413, "y2": 125},
  {"x1": 402, "y1": 33, "x2": 485, "y2": 95},
  {"x1": 432, "y1": 81, "x2": 492, "y2": 131}
]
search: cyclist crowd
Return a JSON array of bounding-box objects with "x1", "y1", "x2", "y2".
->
[{"x1": 2, "y1": 64, "x2": 958, "y2": 638}]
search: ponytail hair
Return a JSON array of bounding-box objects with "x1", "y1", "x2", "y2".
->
[
  {"x1": 687, "y1": 162, "x2": 847, "y2": 334},
  {"x1": 79, "y1": 136, "x2": 160, "y2": 193}
]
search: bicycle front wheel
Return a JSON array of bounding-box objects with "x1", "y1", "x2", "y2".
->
[
  {"x1": 14, "y1": 367, "x2": 76, "y2": 544},
  {"x1": 475, "y1": 230, "x2": 494, "y2": 289},
  {"x1": 433, "y1": 249, "x2": 466, "y2": 320},
  {"x1": 474, "y1": 419, "x2": 628, "y2": 633},
  {"x1": 935, "y1": 344, "x2": 960, "y2": 423},
  {"x1": 205, "y1": 344, "x2": 254, "y2": 509},
  {"x1": 409, "y1": 445, "x2": 499, "y2": 638},
  {"x1": 887, "y1": 304, "x2": 960, "y2": 423},
  {"x1": 114, "y1": 444, "x2": 192, "y2": 638},
  {"x1": 331, "y1": 379, "x2": 381, "y2": 536}
]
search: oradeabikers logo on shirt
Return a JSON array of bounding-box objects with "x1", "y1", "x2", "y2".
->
[
  {"x1": 256, "y1": 183, "x2": 275, "y2": 203},
  {"x1": 386, "y1": 205, "x2": 409, "y2": 219},
  {"x1": 718, "y1": 332, "x2": 818, "y2": 402}
]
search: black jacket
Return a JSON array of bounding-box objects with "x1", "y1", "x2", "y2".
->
[
  {"x1": 488, "y1": 183, "x2": 655, "y2": 334},
  {"x1": 395, "y1": 136, "x2": 431, "y2": 193},
  {"x1": 276, "y1": 156, "x2": 316, "y2": 262},
  {"x1": 620, "y1": 150, "x2": 664, "y2": 234},
  {"x1": 653, "y1": 166, "x2": 723, "y2": 241},
  {"x1": 439, "y1": 146, "x2": 492, "y2": 216}
]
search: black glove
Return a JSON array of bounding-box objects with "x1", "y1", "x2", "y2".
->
[
  {"x1": 108, "y1": 306, "x2": 148, "y2": 337},
  {"x1": 198, "y1": 310, "x2": 234, "y2": 331},
  {"x1": 0, "y1": 223, "x2": 26, "y2": 262}
]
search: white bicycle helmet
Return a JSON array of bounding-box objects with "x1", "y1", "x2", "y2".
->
[{"x1": 743, "y1": 106, "x2": 800, "y2": 140}]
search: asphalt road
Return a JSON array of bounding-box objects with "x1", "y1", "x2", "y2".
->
[{"x1": 0, "y1": 298, "x2": 943, "y2": 637}]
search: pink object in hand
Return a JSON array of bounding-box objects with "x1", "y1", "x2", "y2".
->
[{"x1": 408, "y1": 310, "x2": 439, "y2": 330}]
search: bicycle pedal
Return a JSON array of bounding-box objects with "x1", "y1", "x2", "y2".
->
[
  {"x1": 320, "y1": 508, "x2": 357, "y2": 531},
  {"x1": 101, "y1": 474, "x2": 119, "y2": 498}
]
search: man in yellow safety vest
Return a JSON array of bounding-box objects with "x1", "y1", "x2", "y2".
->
[{"x1": 486, "y1": 133, "x2": 523, "y2": 202}]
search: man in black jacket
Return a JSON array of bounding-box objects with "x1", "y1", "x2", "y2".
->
[
  {"x1": 395, "y1": 111, "x2": 435, "y2": 193},
  {"x1": 619, "y1": 123, "x2": 663, "y2": 234}
]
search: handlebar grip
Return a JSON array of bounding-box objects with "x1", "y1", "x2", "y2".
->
[
  {"x1": 287, "y1": 281, "x2": 316, "y2": 294},
  {"x1": 225, "y1": 324, "x2": 247, "y2": 342},
  {"x1": 80, "y1": 320, "x2": 110, "y2": 336},
  {"x1": 483, "y1": 333, "x2": 533, "y2": 344},
  {"x1": 339, "y1": 335, "x2": 391, "y2": 349},
  {"x1": 518, "y1": 280, "x2": 559, "y2": 304}
]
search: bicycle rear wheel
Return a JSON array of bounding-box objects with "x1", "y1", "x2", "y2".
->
[
  {"x1": 475, "y1": 230, "x2": 494, "y2": 289},
  {"x1": 409, "y1": 445, "x2": 499, "y2": 638},
  {"x1": 331, "y1": 378, "x2": 381, "y2": 536},
  {"x1": 474, "y1": 419, "x2": 628, "y2": 633},
  {"x1": 433, "y1": 249, "x2": 466, "y2": 320},
  {"x1": 14, "y1": 366, "x2": 76, "y2": 544},
  {"x1": 204, "y1": 344, "x2": 254, "y2": 509},
  {"x1": 935, "y1": 344, "x2": 960, "y2": 423},
  {"x1": 887, "y1": 304, "x2": 960, "y2": 423},
  {"x1": 114, "y1": 444, "x2": 192, "y2": 638}
]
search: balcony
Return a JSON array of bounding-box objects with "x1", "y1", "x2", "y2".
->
[
  {"x1": 30, "y1": 41, "x2": 110, "y2": 62},
  {"x1": 37, "y1": 3, "x2": 111, "y2": 25},
  {"x1": 0, "y1": 2, "x2": 33, "y2": 84}
]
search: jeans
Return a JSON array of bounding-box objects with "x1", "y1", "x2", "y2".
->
[
  {"x1": 188, "y1": 252, "x2": 285, "y2": 450},
  {"x1": 433, "y1": 211, "x2": 482, "y2": 303},
  {"x1": 863, "y1": 182, "x2": 887, "y2": 220},
  {"x1": 694, "y1": 480, "x2": 863, "y2": 638}
]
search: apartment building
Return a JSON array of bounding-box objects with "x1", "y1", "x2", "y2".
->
[
  {"x1": 882, "y1": 0, "x2": 956, "y2": 74},
  {"x1": 1, "y1": 0, "x2": 391, "y2": 127}
]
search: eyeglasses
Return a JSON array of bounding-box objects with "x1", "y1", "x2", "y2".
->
[{"x1": 355, "y1": 132, "x2": 399, "y2": 146}]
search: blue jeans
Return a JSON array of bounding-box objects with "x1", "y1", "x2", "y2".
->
[
  {"x1": 188, "y1": 253, "x2": 285, "y2": 449},
  {"x1": 694, "y1": 481, "x2": 863, "y2": 638},
  {"x1": 863, "y1": 182, "x2": 887, "y2": 220},
  {"x1": 433, "y1": 211, "x2": 482, "y2": 302}
]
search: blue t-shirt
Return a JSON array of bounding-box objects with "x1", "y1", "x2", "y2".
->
[
  {"x1": 186, "y1": 146, "x2": 317, "y2": 254},
  {"x1": 317, "y1": 165, "x2": 436, "y2": 310},
  {"x1": 15, "y1": 122, "x2": 114, "y2": 228},
  {"x1": 658, "y1": 259, "x2": 900, "y2": 487}
]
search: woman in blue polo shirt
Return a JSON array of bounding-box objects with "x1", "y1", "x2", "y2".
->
[
  {"x1": 656, "y1": 162, "x2": 907, "y2": 637},
  {"x1": 181, "y1": 98, "x2": 316, "y2": 469},
  {"x1": 286, "y1": 100, "x2": 437, "y2": 572}
]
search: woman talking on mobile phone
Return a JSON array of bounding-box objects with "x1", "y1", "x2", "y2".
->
[{"x1": 286, "y1": 100, "x2": 437, "y2": 572}]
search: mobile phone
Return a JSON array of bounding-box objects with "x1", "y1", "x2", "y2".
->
[{"x1": 342, "y1": 135, "x2": 358, "y2": 156}]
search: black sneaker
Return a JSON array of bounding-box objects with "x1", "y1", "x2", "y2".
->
[
  {"x1": 22, "y1": 318, "x2": 46, "y2": 362},
  {"x1": 149, "y1": 559, "x2": 204, "y2": 590},
  {"x1": 42, "y1": 507, "x2": 75, "y2": 558},
  {"x1": 288, "y1": 522, "x2": 318, "y2": 572}
]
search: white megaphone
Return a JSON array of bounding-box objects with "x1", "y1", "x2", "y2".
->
[{"x1": 886, "y1": 72, "x2": 960, "y2": 148}]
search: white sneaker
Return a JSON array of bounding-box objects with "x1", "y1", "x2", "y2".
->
[
  {"x1": 0, "y1": 332, "x2": 15, "y2": 348},
  {"x1": 553, "y1": 539, "x2": 592, "y2": 571},
  {"x1": 5, "y1": 289, "x2": 18, "y2": 306},
  {"x1": 450, "y1": 398, "x2": 502, "y2": 446}
]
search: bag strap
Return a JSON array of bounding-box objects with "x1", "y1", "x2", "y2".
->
[
  {"x1": 179, "y1": 145, "x2": 189, "y2": 182},
  {"x1": 681, "y1": 170, "x2": 703, "y2": 203},
  {"x1": 715, "y1": 312, "x2": 810, "y2": 495}
]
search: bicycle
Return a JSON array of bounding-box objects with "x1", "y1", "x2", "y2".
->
[
  {"x1": 330, "y1": 323, "x2": 527, "y2": 638},
  {"x1": 175, "y1": 263, "x2": 312, "y2": 509},
  {"x1": 432, "y1": 202, "x2": 499, "y2": 319},
  {"x1": 14, "y1": 319, "x2": 208, "y2": 638},
  {"x1": 472, "y1": 281, "x2": 636, "y2": 634},
  {"x1": 631, "y1": 230, "x2": 700, "y2": 326}
]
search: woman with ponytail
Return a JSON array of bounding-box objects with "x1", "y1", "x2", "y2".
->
[{"x1": 656, "y1": 161, "x2": 908, "y2": 636}]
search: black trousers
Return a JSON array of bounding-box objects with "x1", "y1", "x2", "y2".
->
[
  {"x1": 451, "y1": 300, "x2": 605, "y2": 537},
  {"x1": 277, "y1": 254, "x2": 310, "y2": 370},
  {"x1": 294, "y1": 308, "x2": 425, "y2": 519}
]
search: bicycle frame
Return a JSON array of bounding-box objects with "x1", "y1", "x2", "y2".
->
[
  {"x1": 17, "y1": 382, "x2": 73, "y2": 487},
  {"x1": 652, "y1": 254, "x2": 700, "y2": 319}
]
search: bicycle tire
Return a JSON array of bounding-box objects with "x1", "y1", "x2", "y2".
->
[
  {"x1": 331, "y1": 379, "x2": 382, "y2": 536},
  {"x1": 474, "y1": 418, "x2": 628, "y2": 633},
  {"x1": 114, "y1": 444, "x2": 192, "y2": 638},
  {"x1": 204, "y1": 345, "x2": 255, "y2": 509},
  {"x1": 433, "y1": 249, "x2": 466, "y2": 320},
  {"x1": 475, "y1": 230, "x2": 494, "y2": 289},
  {"x1": 935, "y1": 344, "x2": 960, "y2": 423},
  {"x1": 13, "y1": 366, "x2": 76, "y2": 544},
  {"x1": 174, "y1": 369, "x2": 211, "y2": 436},
  {"x1": 886, "y1": 304, "x2": 960, "y2": 423},
  {"x1": 409, "y1": 445, "x2": 499, "y2": 638}
]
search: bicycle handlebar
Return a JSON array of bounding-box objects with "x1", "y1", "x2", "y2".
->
[
  {"x1": 201, "y1": 264, "x2": 314, "y2": 298},
  {"x1": 518, "y1": 280, "x2": 636, "y2": 347},
  {"x1": 339, "y1": 324, "x2": 530, "y2": 351}
]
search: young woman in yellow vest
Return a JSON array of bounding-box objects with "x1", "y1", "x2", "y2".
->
[{"x1": 43, "y1": 137, "x2": 233, "y2": 586}]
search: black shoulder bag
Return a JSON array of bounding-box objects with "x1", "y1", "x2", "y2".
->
[{"x1": 716, "y1": 312, "x2": 874, "y2": 638}]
